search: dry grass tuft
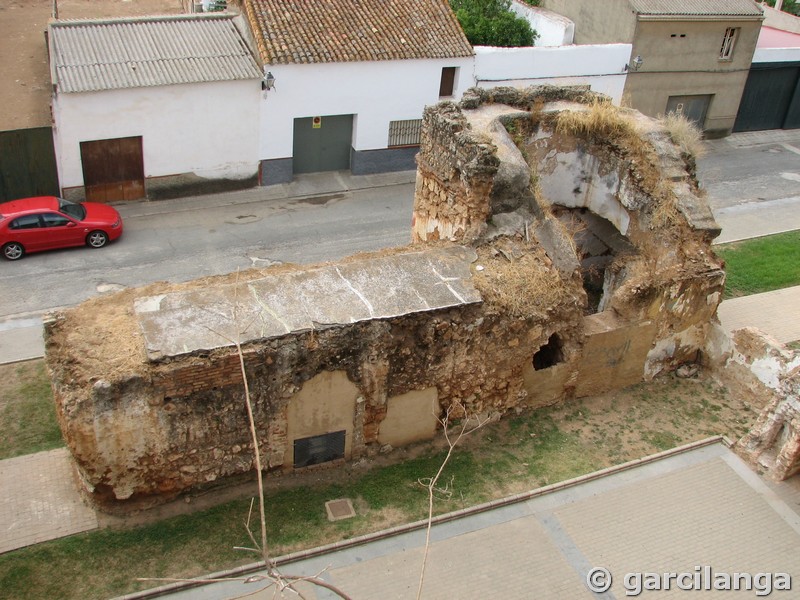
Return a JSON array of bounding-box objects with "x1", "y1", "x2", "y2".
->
[
  {"x1": 472, "y1": 244, "x2": 569, "y2": 318},
  {"x1": 658, "y1": 112, "x2": 707, "y2": 159},
  {"x1": 554, "y1": 99, "x2": 643, "y2": 148},
  {"x1": 650, "y1": 195, "x2": 682, "y2": 230},
  {"x1": 552, "y1": 101, "x2": 684, "y2": 231}
]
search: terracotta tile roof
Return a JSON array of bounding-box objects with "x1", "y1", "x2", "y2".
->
[
  {"x1": 243, "y1": 0, "x2": 474, "y2": 64},
  {"x1": 628, "y1": 0, "x2": 763, "y2": 17}
]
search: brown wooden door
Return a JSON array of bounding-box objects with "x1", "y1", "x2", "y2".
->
[{"x1": 80, "y1": 136, "x2": 145, "y2": 202}]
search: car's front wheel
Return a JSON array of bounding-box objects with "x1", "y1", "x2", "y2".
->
[
  {"x1": 2, "y1": 242, "x2": 25, "y2": 261},
  {"x1": 86, "y1": 230, "x2": 109, "y2": 248}
]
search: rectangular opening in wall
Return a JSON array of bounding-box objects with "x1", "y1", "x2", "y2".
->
[
  {"x1": 719, "y1": 27, "x2": 738, "y2": 60},
  {"x1": 388, "y1": 119, "x2": 423, "y2": 147},
  {"x1": 294, "y1": 430, "x2": 346, "y2": 468},
  {"x1": 439, "y1": 67, "x2": 457, "y2": 97}
]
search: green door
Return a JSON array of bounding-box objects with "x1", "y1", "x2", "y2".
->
[
  {"x1": 734, "y1": 64, "x2": 800, "y2": 132},
  {"x1": 0, "y1": 127, "x2": 59, "y2": 202},
  {"x1": 293, "y1": 115, "x2": 353, "y2": 174}
]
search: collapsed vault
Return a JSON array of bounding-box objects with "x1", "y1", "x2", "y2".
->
[{"x1": 45, "y1": 86, "x2": 725, "y2": 511}]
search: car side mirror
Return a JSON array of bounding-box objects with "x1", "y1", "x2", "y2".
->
[{"x1": 67, "y1": 222, "x2": 77, "y2": 228}]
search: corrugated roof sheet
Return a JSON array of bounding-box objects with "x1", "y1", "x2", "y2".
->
[
  {"x1": 49, "y1": 15, "x2": 263, "y2": 93},
  {"x1": 243, "y1": 0, "x2": 474, "y2": 65},
  {"x1": 628, "y1": 0, "x2": 763, "y2": 17}
]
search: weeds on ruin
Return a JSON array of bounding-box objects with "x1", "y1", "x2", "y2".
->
[
  {"x1": 553, "y1": 99, "x2": 641, "y2": 148},
  {"x1": 552, "y1": 101, "x2": 684, "y2": 232},
  {"x1": 472, "y1": 243, "x2": 570, "y2": 318},
  {"x1": 658, "y1": 112, "x2": 707, "y2": 160}
]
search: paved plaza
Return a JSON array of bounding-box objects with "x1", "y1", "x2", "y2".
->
[
  {"x1": 718, "y1": 286, "x2": 800, "y2": 345},
  {"x1": 0, "y1": 448, "x2": 98, "y2": 554},
  {"x1": 145, "y1": 440, "x2": 800, "y2": 600}
]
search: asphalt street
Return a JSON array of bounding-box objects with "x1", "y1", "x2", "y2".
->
[{"x1": 0, "y1": 128, "x2": 798, "y2": 329}]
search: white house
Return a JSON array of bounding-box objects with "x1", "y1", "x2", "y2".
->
[
  {"x1": 474, "y1": 2, "x2": 630, "y2": 105},
  {"x1": 240, "y1": 0, "x2": 475, "y2": 185},
  {"x1": 48, "y1": 14, "x2": 264, "y2": 202},
  {"x1": 46, "y1": 2, "x2": 631, "y2": 198}
]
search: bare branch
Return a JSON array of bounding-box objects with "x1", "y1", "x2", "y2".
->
[{"x1": 416, "y1": 401, "x2": 488, "y2": 600}]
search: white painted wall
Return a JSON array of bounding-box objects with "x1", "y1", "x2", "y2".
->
[
  {"x1": 52, "y1": 79, "x2": 261, "y2": 188},
  {"x1": 510, "y1": 0, "x2": 575, "y2": 46},
  {"x1": 258, "y1": 56, "x2": 474, "y2": 159},
  {"x1": 753, "y1": 46, "x2": 800, "y2": 62},
  {"x1": 474, "y1": 44, "x2": 631, "y2": 104}
]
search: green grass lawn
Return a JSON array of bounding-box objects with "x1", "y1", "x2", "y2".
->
[
  {"x1": 0, "y1": 361, "x2": 63, "y2": 460},
  {"x1": 716, "y1": 230, "x2": 800, "y2": 299},
  {"x1": 0, "y1": 370, "x2": 754, "y2": 600}
]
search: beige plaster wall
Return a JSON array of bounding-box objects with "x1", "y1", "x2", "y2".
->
[
  {"x1": 522, "y1": 362, "x2": 575, "y2": 409},
  {"x1": 624, "y1": 20, "x2": 761, "y2": 135},
  {"x1": 542, "y1": 0, "x2": 636, "y2": 44},
  {"x1": 284, "y1": 370, "x2": 359, "y2": 468},
  {"x1": 575, "y1": 314, "x2": 658, "y2": 397},
  {"x1": 378, "y1": 388, "x2": 439, "y2": 448}
]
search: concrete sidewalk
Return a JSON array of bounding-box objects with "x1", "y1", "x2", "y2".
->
[
  {"x1": 124, "y1": 439, "x2": 800, "y2": 600},
  {"x1": 713, "y1": 195, "x2": 800, "y2": 244},
  {"x1": 0, "y1": 449, "x2": 98, "y2": 554},
  {"x1": 718, "y1": 286, "x2": 800, "y2": 345}
]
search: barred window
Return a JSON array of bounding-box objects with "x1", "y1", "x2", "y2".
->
[
  {"x1": 719, "y1": 27, "x2": 738, "y2": 60},
  {"x1": 388, "y1": 119, "x2": 423, "y2": 147}
]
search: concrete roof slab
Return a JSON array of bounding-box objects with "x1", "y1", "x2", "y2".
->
[{"x1": 135, "y1": 246, "x2": 480, "y2": 361}]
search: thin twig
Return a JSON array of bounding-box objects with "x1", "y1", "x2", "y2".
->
[{"x1": 416, "y1": 401, "x2": 487, "y2": 600}]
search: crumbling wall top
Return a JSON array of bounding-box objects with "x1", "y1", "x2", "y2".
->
[{"x1": 135, "y1": 246, "x2": 480, "y2": 361}]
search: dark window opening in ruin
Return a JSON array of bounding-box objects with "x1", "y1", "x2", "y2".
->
[
  {"x1": 294, "y1": 430, "x2": 346, "y2": 468},
  {"x1": 554, "y1": 206, "x2": 635, "y2": 315},
  {"x1": 533, "y1": 334, "x2": 564, "y2": 370}
]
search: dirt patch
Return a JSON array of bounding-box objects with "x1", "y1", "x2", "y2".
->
[{"x1": 0, "y1": 0, "x2": 183, "y2": 131}]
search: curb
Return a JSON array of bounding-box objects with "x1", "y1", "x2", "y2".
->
[{"x1": 113, "y1": 435, "x2": 728, "y2": 600}]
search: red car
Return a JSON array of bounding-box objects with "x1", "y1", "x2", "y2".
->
[{"x1": 0, "y1": 196, "x2": 123, "y2": 260}]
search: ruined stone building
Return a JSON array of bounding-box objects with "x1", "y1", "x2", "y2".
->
[{"x1": 45, "y1": 86, "x2": 726, "y2": 511}]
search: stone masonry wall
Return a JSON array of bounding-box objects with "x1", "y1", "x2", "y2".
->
[
  {"x1": 47, "y1": 85, "x2": 726, "y2": 512},
  {"x1": 47, "y1": 295, "x2": 582, "y2": 510}
]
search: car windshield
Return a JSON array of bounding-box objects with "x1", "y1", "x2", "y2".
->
[{"x1": 58, "y1": 198, "x2": 86, "y2": 220}]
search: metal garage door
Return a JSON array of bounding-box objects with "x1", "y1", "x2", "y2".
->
[
  {"x1": 734, "y1": 63, "x2": 800, "y2": 132},
  {"x1": 292, "y1": 115, "x2": 353, "y2": 174},
  {"x1": 0, "y1": 127, "x2": 59, "y2": 202},
  {"x1": 666, "y1": 95, "x2": 712, "y2": 129}
]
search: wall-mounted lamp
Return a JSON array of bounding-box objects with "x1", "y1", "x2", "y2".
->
[
  {"x1": 625, "y1": 55, "x2": 644, "y2": 72},
  {"x1": 262, "y1": 71, "x2": 276, "y2": 91}
]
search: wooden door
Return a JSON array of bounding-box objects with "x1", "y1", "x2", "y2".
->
[{"x1": 80, "y1": 136, "x2": 145, "y2": 202}]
